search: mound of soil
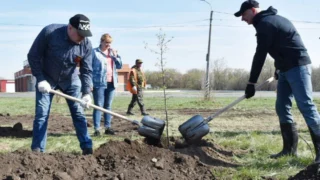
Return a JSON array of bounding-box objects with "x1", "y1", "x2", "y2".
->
[
  {"x1": 0, "y1": 138, "x2": 238, "y2": 180},
  {"x1": 289, "y1": 163, "x2": 320, "y2": 180},
  {"x1": 0, "y1": 151, "x2": 101, "y2": 180}
]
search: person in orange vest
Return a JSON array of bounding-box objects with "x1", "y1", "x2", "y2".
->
[{"x1": 126, "y1": 59, "x2": 149, "y2": 116}]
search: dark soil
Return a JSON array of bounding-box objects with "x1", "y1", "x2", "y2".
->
[
  {"x1": 288, "y1": 163, "x2": 320, "y2": 180},
  {"x1": 0, "y1": 138, "x2": 238, "y2": 180},
  {"x1": 0, "y1": 113, "x2": 314, "y2": 179},
  {"x1": 0, "y1": 114, "x2": 138, "y2": 137}
]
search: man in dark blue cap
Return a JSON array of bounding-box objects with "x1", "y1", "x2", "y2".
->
[
  {"x1": 235, "y1": 0, "x2": 320, "y2": 164},
  {"x1": 28, "y1": 14, "x2": 93, "y2": 155}
]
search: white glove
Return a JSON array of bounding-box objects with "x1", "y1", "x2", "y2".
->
[
  {"x1": 132, "y1": 86, "x2": 137, "y2": 92},
  {"x1": 38, "y1": 80, "x2": 51, "y2": 93},
  {"x1": 81, "y1": 94, "x2": 92, "y2": 109}
]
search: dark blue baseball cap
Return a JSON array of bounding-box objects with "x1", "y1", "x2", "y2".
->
[
  {"x1": 69, "y1": 14, "x2": 92, "y2": 37},
  {"x1": 234, "y1": 0, "x2": 259, "y2": 17}
]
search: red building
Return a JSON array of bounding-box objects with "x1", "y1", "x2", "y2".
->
[
  {"x1": 14, "y1": 60, "x2": 35, "y2": 92},
  {"x1": 14, "y1": 60, "x2": 131, "y2": 92},
  {"x1": 0, "y1": 79, "x2": 15, "y2": 92},
  {"x1": 117, "y1": 64, "x2": 131, "y2": 91}
]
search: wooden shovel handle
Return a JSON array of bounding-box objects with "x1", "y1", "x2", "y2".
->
[{"x1": 49, "y1": 89, "x2": 141, "y2": 126}]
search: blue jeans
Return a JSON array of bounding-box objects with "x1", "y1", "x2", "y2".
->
[
  {"x1": 276, "y1": 65, "x2": 320, "y2": 127},
  {"x1": 31, "y1": 80, "x2": 92, "y2": 152},
  {"x1": 92, "y1": 82, "x2": 115, "y2": 130}
]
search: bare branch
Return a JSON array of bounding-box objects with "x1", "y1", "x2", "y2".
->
[{"x1": 144, "y1": 28, "x2": 174, "y2": 147}]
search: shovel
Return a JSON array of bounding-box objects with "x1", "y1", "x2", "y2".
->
[
  {"x1": 178, "y1": 77, "x2": 274, "y2": 144},
  {"x1": 49, "y1": 89, "x2": 165, "y2": 143}
]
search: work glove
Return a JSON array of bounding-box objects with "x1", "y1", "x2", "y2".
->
[
  {"x1": 274, "y1": 70, "x2": 279, "y2": 80},
  {"x1": 245, "y1": 84, "x2": 255, "y2": 99},
  {"x1": 81, "y1": 94, "x2": 92, "y2": 109},
  {"x1": 132, "y1": 86, "x2": 137, "y2": 93},
  {"x1": 37, "y1": 80, "x2": 51, "y2": 93}
]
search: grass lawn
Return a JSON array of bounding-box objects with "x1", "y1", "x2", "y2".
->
[{"x1": 0, "y1": 94, "x2": 319, "y2": 179}]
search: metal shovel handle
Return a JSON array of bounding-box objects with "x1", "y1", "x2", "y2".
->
[
  {"x1": 205, "y1": 77, "x2": 274, "y2": 123},
  {"x1": 49, "y1": 89, "x2": 142, "y2": 126}
]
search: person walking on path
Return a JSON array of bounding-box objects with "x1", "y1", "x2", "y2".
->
[{"x1": 126, "y1": 59, "x2": 149, "y2": 116}]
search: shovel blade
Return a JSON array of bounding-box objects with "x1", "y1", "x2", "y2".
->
[
  {"x1": 178, "y1": 115, "x2": 210, "y2": 144},
  {"x1": 179, "y1": 115, "x2": 205, "y2": 135},
  {"x1": 138, "y1": 125, "x2": 161, "y2": 139},
  {"x1": 184, "y1": 123, "x2": 210, "y2": 144},
  {"x1": 138, "y1": 116, "x2": 165, "y2": 140},
  {"x1": 141, "y1": 116, "x2": 165, "y2": 130}
]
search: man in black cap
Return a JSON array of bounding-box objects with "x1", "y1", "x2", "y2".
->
[
  {"x1": 27, "y1": 14, "x2": 94, "y2": 155},
  {"x1": 126, "y1": 59, "x2": 149, "y2": 116},
  {"x1": 235, "y1": 1, "x2": 320, "y2": 163}
]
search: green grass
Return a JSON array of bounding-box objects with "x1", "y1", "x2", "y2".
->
[
  {"x1": 0, "y1": 95, "x2": 319, "y2": 179},
  {"x1": 0, "y1": 96, "x2": 281, "y2": 116},
  {"x1": 210, "y1": 131, "x2": 314, "y2": 179}
]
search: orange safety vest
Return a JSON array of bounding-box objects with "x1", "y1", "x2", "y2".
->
[{"x1": 126, "y1": 68, "x2": 146, "y2": 94}]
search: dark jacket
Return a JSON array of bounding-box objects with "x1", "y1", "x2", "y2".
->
[
  {"x1": 249, "y1": 7, "x2": 311, "y2": 83},
  {"x1": 28, "y1": 24, "x2": 93, "y2": 94}
]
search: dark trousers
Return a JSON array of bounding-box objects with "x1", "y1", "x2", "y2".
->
[{"x1": 129, "y1": 88, "x2": 145, "y2": 111}]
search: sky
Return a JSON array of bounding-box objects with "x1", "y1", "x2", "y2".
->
[{"x1": 1, "y1": 0, "x2": 320, "y2": 79}]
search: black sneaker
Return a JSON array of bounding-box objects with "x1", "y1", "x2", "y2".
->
[
  {"x1": 126, "y1": 112, "x2": 134, "y2": 115},
  {"x1": 82, "y1": 148, "x2": 93, "y2": 155},
  {"x1": 93, "y1": 130, "x2": 101, "y2": 136},
  {"x1": 105, "y1": 128, "x2": 116, "y2": 135},
  {"x1": 141, "y1": 112, "x2": 149, "y2": 116}
]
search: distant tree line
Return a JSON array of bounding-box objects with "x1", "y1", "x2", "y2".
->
[{"x1": 144, "y1": 58, "x2": 320, "y2": 91}]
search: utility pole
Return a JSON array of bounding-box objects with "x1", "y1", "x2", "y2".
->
[{"x1": 201, "y1": 0, "x2": 213, "y2": 100}]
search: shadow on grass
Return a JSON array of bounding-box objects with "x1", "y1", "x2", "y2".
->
[
  {"x1": 0, "y1": 127, "x2": 32, "y2": 138},
  {"x1": 47, "y1": 132, "x2": 77, "y2": 137},
  {"x1": 172, "y1": 139, "x2": 239, "y2": 168}
]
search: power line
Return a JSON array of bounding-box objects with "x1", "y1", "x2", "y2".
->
[
  {"x1": 0, "y1": 19, "x2": 209, "y2": 29},
  {"x1": 211, "y1": 10, "x2": 320, "y2": 24},
  {"x1": 212, "y1": 10, "x2": 233, "y2": 15},
  {"x1": 292, "y1": 20, "x2": 320, "y2": 24},
  {"x1": 0, "y1": 23, "x2": 44, "y2": 27},
  {"x1": 0, "y1": 13, "x2": 320, "y2": 32},
  {"x1": 103, "y1": 19, "x2": 209, "y2": 31}
]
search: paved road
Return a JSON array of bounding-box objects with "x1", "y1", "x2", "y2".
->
[{"x1": 2, "y1": 90, "x2": 320, "y2": 98}]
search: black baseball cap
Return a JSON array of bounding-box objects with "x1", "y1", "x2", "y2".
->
[
  {"x1": 69, "y1": 14, "x2": 92, "y2": 37},
  {"x1": 234, "y1": 0, "x2": 259, "y2": 17}
]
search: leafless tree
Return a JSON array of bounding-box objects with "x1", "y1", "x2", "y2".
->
[
  {"x1": 144, "y1": 29, "x2": 173, "y2": 146},
  {"x1": 145, "y1": 69, "x2": 183, "y2": 89},
  {"x1": 312, "y1": 65, "x2": 320, "y2": 91},
  {"x1": 181, "y1": 69, "x2": 205, "y2": 90},
  {"x1": 258, "y1": 58, "x2": 276, "y2": 90}
]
